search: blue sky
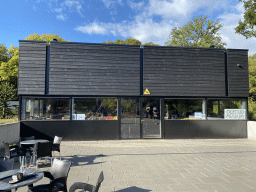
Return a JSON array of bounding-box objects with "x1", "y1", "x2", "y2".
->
[{"x1": 1, "y1": 0, "x2": 256, "y2": 55}]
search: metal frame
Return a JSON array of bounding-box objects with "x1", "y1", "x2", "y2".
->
[{"x1": 19, "y1": 95, "x2": 248, "y2": 140}]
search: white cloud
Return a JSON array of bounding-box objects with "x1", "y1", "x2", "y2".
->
[
  {"x1": 128, "y1": 0, "x2": 144, "y2": 10},
  {"x1": 41, "y1": 0, "x2": 83, "y2": 19},
  {"x1": 102, "y1": 0, "x2": 123, "y2": 8},
  {"x1": 62, "y1": 0, "x2": 83, "y2": 15},
  {"x1": 148, "y1": 0, "x2": 189, "y2": 17},
  {"x1": 75, "y1": 17, "x2": 174, "y2": 45},
  {"x1": 75, "y1": 21, "x2": 107, "y2": 34},
  {"x1": 218, "y1": 2, "x2": 256, "y2": 55},
  {"x1": 54, "y1": 8, "x2": 63, "y2": 13},
  {"x1": 74, "y1": 0, "x2": 255, "y2": 55},
  {"x1": 57, "y1": 13, "x2": 66, "y2": 20}
]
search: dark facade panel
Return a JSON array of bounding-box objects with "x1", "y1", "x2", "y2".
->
[
  {"x1": 18, "y1": 41, "x2": 46, "y2": 95},
  {"x1": 164, "y1": 120, "x2": 247, "y2": 139},
  {"x1": 20, "y1": 121, "x2": 119, "y2": 140},
  {"x1": 143, "y1": 46, "x2": 226, "y2": 97},
  {"x1": 49, "y1": 43, "x2": 141, "y2": 96},
  {"x1": 227, "y1": 49, "x2": 249, "y2": 97}
]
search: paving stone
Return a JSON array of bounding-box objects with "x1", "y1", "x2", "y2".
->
[
  {"x1": 223, "y1": 170, "x2": 251, "y2": 177},
  {"x1": 198, "y1": 176, "x2": 228, "y2": 183},
  {"x1": 194, "y1": 183, "x2": 226, "y2": 190},
  {"x1": 150, "y1": 178, "x2": 178, "y2": 185},
  {"x1": 169, "y1": 184, "x2": 199, "y2": 191},
  {"x1": 3, "y1": 138, "x2": 256, "y2": 192},
  {"x1": 219, "y1": 182, "x2": 253, "y2": 190},
  {"x1": 220, "y1": 176, "x2": 252, "y2": 183},
  {"x1": 175, "y1": 177, "x2": 205, "y2": 185}
]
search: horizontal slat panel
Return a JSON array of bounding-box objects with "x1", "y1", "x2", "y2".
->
[
  {"x1": 49, "y1": 43, "x2": 140, "y2": 96},
  {"x1": 143, "y1": 46, "x2": 225, "y2": 97},
  {"x1": 18, "y1": 41, "x2": 46, "y2": 95},
  {"x1": 227, "y1": 49, "x2": 249, "y2": 97}
]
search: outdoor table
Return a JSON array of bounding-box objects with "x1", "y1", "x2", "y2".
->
[
  {"x1": 0, "y1": 169, "x2": 44, "y2": 192},
  {"x1": 20, "y1": 140, "x2": 49, "y2": 166},
  {"x1": 20, "y1": 139, "x2": 49, "y2": 146}
]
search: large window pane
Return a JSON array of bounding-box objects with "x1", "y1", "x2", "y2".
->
[
  {"x1": 164, "y1": 99, "x2": 204, "y2": 120},
  {"x1": 22, "y1": 98, "x2": 70, "y2": 120},
  {"x1": 207, "y1": 99, "x2": 246, "y2": 120},
  {"x1": 73, "y1": 98, "x2": 117, "y2": 120}
]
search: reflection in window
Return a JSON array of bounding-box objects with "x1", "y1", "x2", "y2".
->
[
  {"x1": 22, "y1": 98, "x2": 70, "y2": 120},
  {"x1": 73, "y1": 98, "x2": 117, "y2": 120},
  {"x1": 207, "y1": 100, "x2": 246, "y2": 120},
  {"x1": 164, "y1": 99, "x2": 204, "y2": 120}
]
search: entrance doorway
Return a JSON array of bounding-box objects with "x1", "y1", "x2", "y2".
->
[
  {"x1": 142, "y1": 98, "x2": 161, "y2": 138},
  {"x1": 120, "y1": 98, "x2": 140, "y2": 139},
  {"x1": 120, "y1": 98, "x2": 161, "y2": 139}
]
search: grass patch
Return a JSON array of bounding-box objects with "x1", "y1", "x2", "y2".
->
[{"x1": 0, "y1": 116, "x2": 19, "y2": 124}]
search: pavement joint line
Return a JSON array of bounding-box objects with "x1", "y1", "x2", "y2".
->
[{"x1": 3, "y1": 138, "x2": 256, "y2": 192}]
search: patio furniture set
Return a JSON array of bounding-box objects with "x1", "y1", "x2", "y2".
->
[{"x1": 0, "y1": 136, "x2": 104, "y2": 192}]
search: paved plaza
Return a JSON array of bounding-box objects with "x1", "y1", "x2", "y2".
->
[{"x1": 10, "y1": 138, "x2": 256, "y2": 192}]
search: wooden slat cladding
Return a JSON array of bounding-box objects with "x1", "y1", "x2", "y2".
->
[
  {"x1": 227, "y1": 49, "x2": 249, "y2": 97},
  {"x1": 18, "y1": 41, "x2": 46, "y2": 95},
  {"x1": 143, "y1": 46, "x2": 226, "y2": 97},
  {"x1": 48, "y1": 43, "x2": 140, "y2": 96}
]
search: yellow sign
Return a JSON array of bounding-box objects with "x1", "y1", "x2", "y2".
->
[{"x1": 144, "y1": 88, "x2": 150, "y2": 95}]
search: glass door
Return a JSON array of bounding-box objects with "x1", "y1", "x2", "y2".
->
[
  {"x1": 121, "y1": 98, "x2": 140, "y2": 139},
  {"x1": 142, "y1": 98, "x2": 161, "y2": 138}
]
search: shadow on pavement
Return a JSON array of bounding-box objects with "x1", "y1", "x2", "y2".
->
[
  {"x1": 116, "y1": 186, "x2": 152, "y2": 192},
  {"x1": 63, "y1": 154, "x2": 107, "y2": 167}
]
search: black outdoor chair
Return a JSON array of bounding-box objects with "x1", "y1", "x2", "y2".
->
[
  {"x1": 4, "y1": 142, "x2": 26, "y2": 160},
  {"x1": 52, "y1": 136, "x2": 62, "y2": 160},
  {"x1": 29, "y1": 141, "x2": 53, "y2": 169},
  {"x1": 0, "y1": 158, "x2": 14, "y2": 172},
  {"x1": 4, "y1": 142, "x2": 26, "y2": 169},
  {"x1": 28, "y1": 158, "x2": 72, "y2": 192},
  {"x1": 69, "y1": 171, "x2": 104, "y2": 192}
]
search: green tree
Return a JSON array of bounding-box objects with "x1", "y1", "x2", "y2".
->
[
  {"x1": 25, "y1": 32, "x2": 68, "y2": 45},
  {"x1": 165, "y1": 16, "x2": 226, "y2": 48},
  {"x1": 0, "y1": 81, "x2": 16, "y2": 119},
  {"x1": 103, "y1": 38, "x2": 142, "y2": 45},
  {"x1": 103, "y1": 38, "x2": 160, "y2": 46},
  {"x1": 0, "y1": 43, "x2": 9, "y2": 63},
  {"x1": 0, "y1": 45, "x2": 19, "y2": 87},
  {"x1": 248, "y1": 53, "x2": 256, "y2": 120},
  {"x1": 143, "y1": 42, "x2": 160, "y2": 46},
  {"x1": 235, "y1": 0, "x2": 256, "y2": 38}
]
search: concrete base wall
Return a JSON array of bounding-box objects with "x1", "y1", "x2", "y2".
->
[
  {"x1": 247, "y1": 121, "x2": 256, "y2": 138},
  {"x1": 164, "y1": 120, "x2": 247, "y2": 139},
  {"x1": 0, "y1": 122, "x2": 20, "y2": 149},
  {"x1": 20, "y1": 121, "x2": 119, "y2": 141}
]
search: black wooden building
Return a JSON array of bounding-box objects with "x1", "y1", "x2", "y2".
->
[{"x1": 18, "y1": 40, "x2": 249, "y2": 140}]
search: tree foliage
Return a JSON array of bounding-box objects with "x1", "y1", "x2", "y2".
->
[
  {"x1": 0, "y1": 45, "x2": 19, "y2": 86},
  {"x1": 235, "y1": 0, "x2": 256, "y2": 38},
  {"x1": 248, "y1": 53, "x2": 256, "y2": 120},
  {"x1": 25, "y1": 32, "x2": 68, "y2": 45},
  {"x1": 0, "y1": 44, "x2": 19, "y2": 102},
  {"x1": 103, "y1": 38, "x2": 160, "y2": 46},
  {"x1": 0, "y1": 81, "x2": 16, "y2": 119},
  {"x1": 143, "y1": 42, "x2": 160, "y2": 46},
  {"x1": 0, "y1": 43, "x2": 9, "y2": 63},
  {"x1": 165, "y1": 16, "x2": 226, "y2": 48},
  {"x1": 103, "y1": 38, "x2": 142, "y2": 45}
]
